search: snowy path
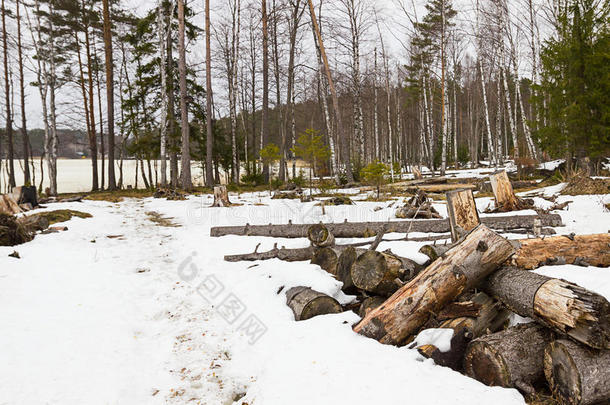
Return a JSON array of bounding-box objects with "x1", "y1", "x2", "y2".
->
[{"x1": 1, "y1": 189, "x2": 609, "y2": 404}]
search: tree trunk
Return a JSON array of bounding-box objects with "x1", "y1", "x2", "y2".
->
[
  {"x1": 307, "y1": 0, "x2": 353, "y2": 182},
  {"x1": 210, "y1": 213, "x2": 563, "y2": 238},
  {"x1": 483, "y1": 266, "x2": 610, "y2": 349},
  {"x1": 464, "y1": 323, "x2": 554, "y2": 395},
  {"x1": 261, "y1": 0, "x2": 270, "y2": 182},
  {"x1": 353, "y1": 225, "x2": 515, "y2": 345},
  {"x1": 544, "y1": 339, "x2": 610, "y2": 405},
  {"x1": 82, "y1": 5, "x2": 98, "y2": 192},
  {"x1": 2, "y1": 0, "x2": 15, "y2": 188},
  {"x1": 158, "y1": 0, "x2": 168, "y2": 187},
  {"x1": 177, "y1": 0, "x2": 192, "y2": 190},
  {"x1": 205, "y1": 0, "x2": 214, "y2": 187},
  {"x1": 16, "y1": 0, "x2": 30, "y2": 186},
  {"x1": 102, "y1": 0, "x2": 115, "y2": 189},
  {"x1": 446, "y1": 188, "x2": 480, "y2": 242},
  {"x1": 286, "y1": 286, "x2": 342, "y2": 321}
]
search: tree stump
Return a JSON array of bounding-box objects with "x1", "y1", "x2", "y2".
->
[
  {"x1": 544, "y1": 339, "x2": 610, "y2": 405},
  {"x1": 489, "y1": 170, "x2": 527, "y2": 212},
  {"x1": 307, "y1": 223, "x2": 335, "y2": 247},
  {"x1": 351, "y1": 250, "x2": 420, "y2": 296},
  {"x1": 353, "y1": 225, "x2": 515, "y2": 345},
  {"x1": 446, "y1": 188, "x2": 480, "y2": 242},
  {"x1": 286, "y1": 286, "x2": 342, "y2": 321},
  {"x1": 464, "y1": 323, "x2": 554, "y2": 395},
  {"x1": 483, "y1": 266, "x2": 610, "y2": 349},
  {"x1": 0, "y1": 195, "x2": 23, "y2": 215},
  {"x1": 211, "y1": 186, "x2": 231, "y2": 207}
]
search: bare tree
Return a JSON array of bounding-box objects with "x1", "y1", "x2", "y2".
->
[
  {"x1": 177, "y1": 0, "x2": 192, "y2": 189},
  {"x1": 102, "y1": 0, "x2": 116, "y2": 189},
  {"x1": 2, "y1": 0, "x2": 15, "y2": 188},
  {"x1": 205, "y1": 0, "x2": 214, "y2": 186}
]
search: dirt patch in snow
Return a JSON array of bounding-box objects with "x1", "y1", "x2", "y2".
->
[{"x1": 145, "y1": 211, "x2": 181, "y2": 227}]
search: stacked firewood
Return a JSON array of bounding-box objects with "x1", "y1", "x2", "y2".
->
[{"x1": 216, "y1": 172, "x2": 610, "y2": 404}]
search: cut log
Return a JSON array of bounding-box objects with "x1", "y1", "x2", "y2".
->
[
  {"x1": 483, "y1": 266, "x2": 610, "y2": 349},
  {"x1": 358, "y1": 296, "x2": 386, "y2": 318},
  {"x1": 464, "y1": 323, "x2": 554, "y2": 395},
  {"x1": 351, "y1": 250, "x2": 420, "y2": 296},
  {"x1": 286, "y1": 286, "x2": 342, "y2": 321},
  {"x1": 510, "y1": 233, "x2": 610, "y2": 269},
  {"x1": 418, "y1": 244, "x2": 452, "y2": 262},
  {"x1": 417, "y1": 327, "x2": 473, "y2": 371},
  {"x1": 210, "y1": 214, "x2": 563, "y2": 237},
  {"x1": 307, "y1": 223, "x2": 335, "y2": 247},
  {"x1": 446, "y1": 188, "x2": 480, "y2": 242},
  {"x1": 353, "y1": 225, "x2": 515, "y2": 345},
  {"x1": 489, "y1": 170, "x2": 530, "y2": 212},
  {"x1": 311, "y1": 246, "x2": 349, "y2": 276},
  {"x1": 544, "y1": 339, "x2": 610, "y2": 405},
  {"x1": 212, "y1": 185, "x2": 231, "y2": 207},
  {"x1": 0, "y1": 214, "x2": 33, "y2": 246},
  {"x1": 405, "y1": 184, "x2": 476, "y2": 193},
  {"x1": 337, "y1": 246, "x2": 366, "y2": 293}
]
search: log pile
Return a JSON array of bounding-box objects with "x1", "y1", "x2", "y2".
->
[
  {"x1": 216, "y1": 183, "x2": 610, "y2": 403},
  {"x1": 395, "y1": 190, "x2": 441, "y2": 219}
]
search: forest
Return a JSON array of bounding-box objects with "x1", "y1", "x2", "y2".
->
[{"x1": 0, "y1": 0, "x2": 607, "y2": 194}]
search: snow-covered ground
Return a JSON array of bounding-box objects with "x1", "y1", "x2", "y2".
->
[{"x1": 1, "y1": 180, "x2": 609, "y2": 404}]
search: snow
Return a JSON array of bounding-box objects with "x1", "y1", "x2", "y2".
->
[
  {"x1": 1, "y1": 176, "x2": 609, "y2": 404},
  {"x1": 412, "y1": 328, "x2": 455, "y2": 352}
]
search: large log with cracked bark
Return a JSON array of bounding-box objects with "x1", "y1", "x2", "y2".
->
[
  {"x1": 353, "y1": 225, "x2": 515, "y2": 345},
  {"x1": 210, "y1": 214, "x2": 563, "y2": 237},
  {"x1": 544, "y1": 339, "x2": 610, "y2": 405},
  {"x1": 446, "y1": 188, "x2": 480, "y2": 242},
  {"x1": 510, "y1": 233, "x2": 610, "y2": 269},
  {"x1": 483, "y1": 266, "x2": 610, "y2": 349},
  {"x1": 286, "y1": 286, "x2": 342, "y2": 321},
  {"x1": 464, "y1": 323, "x2": 554, "y2": 395}
]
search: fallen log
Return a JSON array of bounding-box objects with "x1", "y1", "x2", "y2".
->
[
  {"x1": 464, "y1": 323, "x2": 554, "y2": 395},
  {"x1": 225, "y1": 243, "x2": 316, "y2": 262},
  {"x1": 0, "y1": 195, "x2": 23, "y2": 215},
  {"x1": 336, "y1": 246, "x2": 366, "y2": 293},
  {"x1": 510, "y1": 233, "x2": 610, "y2": 269},
  {"x1": 483, "y1": 266, "x2": 610, "y2": 349},
  {"x1": 353, "y1": 225, "x2": 515, "y2": 345},
  {"x1": 311, "y1": 246, "x2": 349, "y2": 276},
  {"x1": 544, "y1": 339, "x2": 610, "y2": 405},
  {"x1": 17, "y1": 214, "x2": 50, "y2": 232},
  {"x1": 286, "y1": 286, "x2": 342, "y2": 321},
  {"x1": 350, "y1": 250, "x2": 420, "y2": 296},
  {"x1": 0, "y1": 214, "x2": 33, "y2": 246},
  {"x1": 210, "y1": 213, "x2": 563, "y2": 237}
]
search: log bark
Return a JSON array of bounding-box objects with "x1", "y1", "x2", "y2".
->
[
  {"x1": 464, "y1": 323, "x2": 554, "y2": 395},
  {"x1": 544, "y1": 339, "x2": 610, "y2": 405},
  {"x1": 351, "y1": 250, "x2": 421, "y2": 296},
  {"x1": 446, "y1": 188, "x2": 480, "y2": 242},
  {"x1": 510, "y1": 233, "x2": 610, "y2": 269},
  {"x1": 483, "y1": 266, "x2": 610, "y2": 349},
  {"x1": 212, "y1": 186, "x2": 231, "y2": 207},
  {"x1": 225, "y1": 243, "x2": 316, "y2": 262},
  {"x1": 17, "y1": 214, "x2": 50, "y2": 232},
  {"x1": 286, "y1": 286, "x2": 342, "y2": 321},
  {"x1": 353, "y1": 225, "x2": 515, "y2": 345},
  {"x1": 308, "y1": 223, "x2": 335, "y2": 247},
  {"x1": 0, "y1": 195, "x2": 23, "y2": 215},
  {"x1": 210, "y1": 214, "x2": 563, "y2": 237}
]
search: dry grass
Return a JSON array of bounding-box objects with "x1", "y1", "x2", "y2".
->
[
  {"x1": 561, "y1": 171, "x2": 610, "y2": 195},
  {"x1": 145, "y1": 211, "x2": 181, "y2": 227},
  {"x1": 40, "y1": 209, "x2": 92, "y2": 224}
]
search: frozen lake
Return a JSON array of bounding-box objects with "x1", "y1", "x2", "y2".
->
[{"x1": 4, "y1": 158, "x2": 208, "y2": 194}]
